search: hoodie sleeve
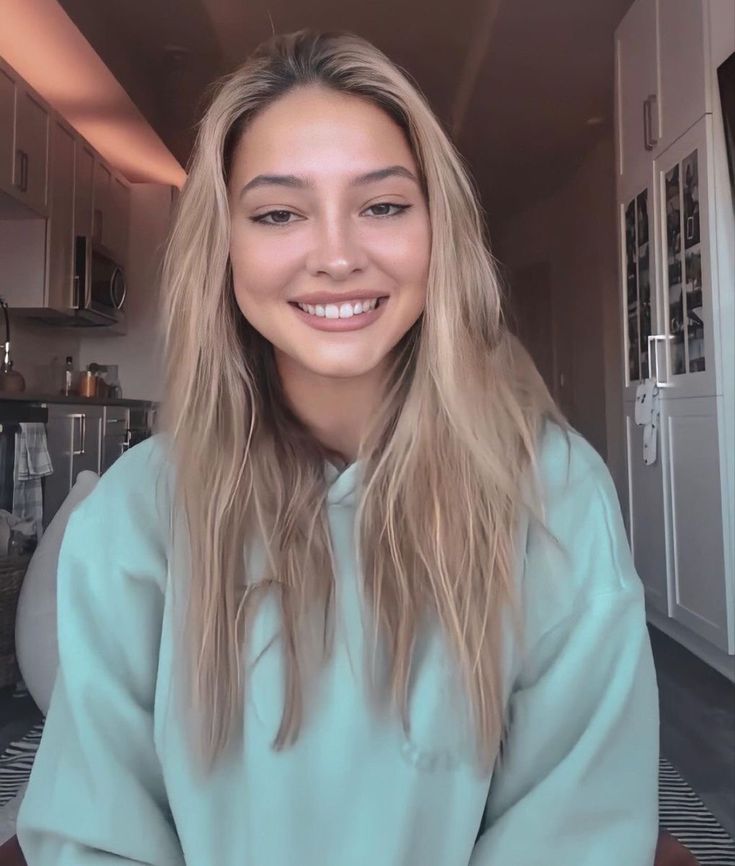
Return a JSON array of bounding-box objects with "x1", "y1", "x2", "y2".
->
[
  {"x1": 16, "y1": 438, "x2": 185, "y2": 866},
  {"x1": 469, "y1": 428, "x2": 660, "y2": 866}
]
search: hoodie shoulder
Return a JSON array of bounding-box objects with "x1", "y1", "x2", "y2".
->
[{"x1": 520, "y1": 420, "x2": 641, "y2": 639}]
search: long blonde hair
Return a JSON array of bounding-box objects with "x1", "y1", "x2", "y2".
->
[{"x1": 157, "y1": 28, "x2": 569, "y2": 777}]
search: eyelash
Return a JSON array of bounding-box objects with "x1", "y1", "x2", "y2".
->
[{"x1": 250, "y1": 202, "x2": 411, "y2": 227}]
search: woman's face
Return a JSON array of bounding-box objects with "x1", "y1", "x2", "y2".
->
[{"x1": 227, "y1": 85, "x2": 431, "y2": 382}]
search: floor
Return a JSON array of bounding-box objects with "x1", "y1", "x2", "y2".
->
[
  {"x1": 0, "y1": 625, "x2": 733, "y2": 839},
  {"x1": 648, "y1": 624, "x2": 735, "y2": 839}
]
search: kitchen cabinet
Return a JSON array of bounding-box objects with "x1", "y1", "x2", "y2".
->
[
  {"x1": 47, "y1": 117, "x2": 76, "y2": 312},
  {"x1": 14, "y1": 84, "x2": 50, "y2": 215},
  {"x1": 658, "y1": 0, "x2": 710, "y2": 155},
  {"x1": 40, "y1": 401, "x2": 150, "y2": 528},
  {"x1": 661, "y1": 395, "x2": 729, "y2": 652},
  {"x1": 74, "y1": 142, "x2": 95, "y2": 239},
  {"x1": 0, "y1": 56, "x2": 130, "y2": 327},
  {"x1": 622, "y1": 402, "x2": 669, "y2": 617},
  {"x1": 93, "y1": 159, "x2": 111, "y2": 249},
  {"x1": 0, "y1": 67, "x2": 15, "y2": 198},
  {"x1": 614, "y1": 0, "x2": 734, "y2": 677},
  {"x1": 0, "y1": 59, "x2": 50, "y2": 216},
  {"x1": 614, "y1": 0, "x2": 659, "y2": 197},
  {"x1": 42, "y1": 403, "x2": 103, "y2": 530},
  {"x1": 619, "y1": 181, "x2": 658, "y2": 397},
  {"x1": 653, "y1": 116, "x2": 719, "y2": 398},
  {"x1": 101, "y1": 405, "x2": 130, "y2": 473},
  {"x1": 109, "y1": 175, "x2": 130, "y2": 262},
  {"x1": 615, "y1": 0, "x2": 718, "y2": 201},
  {"x1": 92, "y1": 158, "x2": 130, "y2": 261}
]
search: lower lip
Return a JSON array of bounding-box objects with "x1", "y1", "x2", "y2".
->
[{"x1": 289, "y1": 298, "x2": 389, "y2": 332}]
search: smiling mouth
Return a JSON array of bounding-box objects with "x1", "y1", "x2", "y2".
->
[{"x1": 288, "y1": 297, "x2": 389, "y2": 319}]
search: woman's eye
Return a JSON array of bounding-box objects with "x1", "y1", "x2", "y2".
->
[
  {"x1": 251, "y1": 210, "x2": 298, "y2": 226},
  {"x1": 365, "y1": 202, "x2": 411, "y2": 218}
]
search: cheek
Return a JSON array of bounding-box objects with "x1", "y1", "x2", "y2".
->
[
  {"x1": 229, "y1": 235, "x2": 294, "y2": 302},
  {"x1": 381, "y1": 219, "x2": 431, "y2": 290}
]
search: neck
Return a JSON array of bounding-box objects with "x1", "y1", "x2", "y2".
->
[{"x1": 275, "y1": 351, "x2": 388, "y2": 466}]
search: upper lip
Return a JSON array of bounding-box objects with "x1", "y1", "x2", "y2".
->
[{"x1": 290, "y1": 292, "x2": 389, "y2": 306}]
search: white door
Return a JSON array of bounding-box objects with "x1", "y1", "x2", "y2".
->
[{"x1": 653, "y1": 114, "x2": 719, "y2": 398}]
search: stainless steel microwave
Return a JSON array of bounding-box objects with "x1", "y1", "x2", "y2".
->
[{"x1": 73, "y1": 236, "x2": 127, "y2": 326}]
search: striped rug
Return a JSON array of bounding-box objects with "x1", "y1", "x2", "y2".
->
[
  {"x1": 659, "y1": 757, "x2": 735, "y2": 865},
  {"x1": 0, "y1": 722, "x2": 733, "y2": 864}
]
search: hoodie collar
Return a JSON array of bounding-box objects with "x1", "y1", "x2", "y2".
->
[{"x1": 325, "y1": 458, "x2": 365, "y2": 507}]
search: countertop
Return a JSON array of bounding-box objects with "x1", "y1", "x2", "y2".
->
[{"x1": 0, "y1": 391, "x2": 157, "y2": 408}]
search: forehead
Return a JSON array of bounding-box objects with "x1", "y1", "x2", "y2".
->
[{"x1": 230, "y1": 85, "x2": 417, "y2": 180}]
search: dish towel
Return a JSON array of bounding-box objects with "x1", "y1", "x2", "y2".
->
[
  {"x1": 13, "y1": 423, "x2": 53, "y2": 542},
  {"x1": 634, "y1": 381, "x2": 660, "y2": 466}
]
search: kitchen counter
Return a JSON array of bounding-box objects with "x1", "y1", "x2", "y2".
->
[{"x1": 0, "y1": 391, "x2": 157, "y2": 408}]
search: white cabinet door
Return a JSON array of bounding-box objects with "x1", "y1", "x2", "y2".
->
[
  {"x1": 661, "y1": 395, "x2": 731, "y2": 653},
  {"x1": 619, "y1": 175, "x2": 663, "y2": 401},
  {"x1": 623, "y1": 401, "x2": 669, "y2": 616},
  {"x1": 658, "y1": 0, "x2": 709, "y2": 152},
  {"x1": 615, "y1": 0, "x2": 658, "y2": 196},
  {"x1": 654, "y1": 114, "x2": 719, "y2": 398}
]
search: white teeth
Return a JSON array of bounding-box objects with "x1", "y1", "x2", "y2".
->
[{"x1": 296, "y1": 298, "x2": 380, "y2": 318}]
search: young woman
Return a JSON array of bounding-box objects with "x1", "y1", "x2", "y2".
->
[{"x1": 17, "y1": 29, "x2": 660, "y2": 865}]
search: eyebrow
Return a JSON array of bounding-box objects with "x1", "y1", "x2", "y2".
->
[{"x1": 238, "y1": 165, "x2": 419, "y2": 199}]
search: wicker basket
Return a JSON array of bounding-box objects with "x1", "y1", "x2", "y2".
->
[{"x1": 0, "y1": 553, "x2": 32, "y2": 688}]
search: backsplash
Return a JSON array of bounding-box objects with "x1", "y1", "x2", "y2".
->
[{"x1": 4, "y1": 313, "x2": 81, "y2": 394}]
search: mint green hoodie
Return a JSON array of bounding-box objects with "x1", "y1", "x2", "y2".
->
[{"x1": 17, "y1": 422, "x2": 660, "y2": 865}]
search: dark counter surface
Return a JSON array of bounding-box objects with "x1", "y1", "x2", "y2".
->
[{"x1": 0, "y1": 391, "x2": 157, "y2": 408}]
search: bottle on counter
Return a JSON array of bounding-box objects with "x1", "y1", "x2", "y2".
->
[{"x1": 63, "y1": 355, "x2": 74, "y2": 396}]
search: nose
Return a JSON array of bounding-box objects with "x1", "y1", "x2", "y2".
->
[{"x1": 305, "y1": 216, "x2": 368, "y2": 280}]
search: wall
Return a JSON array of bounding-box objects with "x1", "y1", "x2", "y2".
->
[
  {"x1": 493, "y1": 133, "x2": 627, "y2": 508},
  {"x1": 79, "y1": 183, "x2": 173, "y2": 402}
]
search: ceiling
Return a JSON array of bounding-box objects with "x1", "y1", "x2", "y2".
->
[{"x1": 56, "y1": 0, "x2": 634, "y2": 229}]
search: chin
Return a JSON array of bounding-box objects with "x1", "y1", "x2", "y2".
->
[
  {"x1": 300, "y1": 357, "x2": 382, "y2": 380},
  {"x1": 282, "y1": 343, "x2": 386, "y2": 378}
]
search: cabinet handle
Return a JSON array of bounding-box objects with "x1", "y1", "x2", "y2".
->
[
  {"x1": 14, "y1": 149, "x2": 28, "y2": 192},
  {"x1": 71, "y1": 413, "x2": 86, "y2": 456},
  {"x1": 643, "y1": 94, "x2": 659, "y2": 151},
  {"x1": 686, "y1": 215, "x2": 695, "y2": 242},
  {"x1": 647, "y1": 334, "x2": 672, "y2": 388}
]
